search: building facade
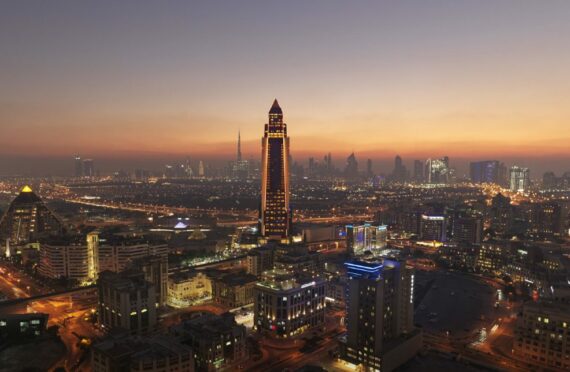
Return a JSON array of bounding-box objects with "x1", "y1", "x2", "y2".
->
[
  {"x1": 346, "y1": 223, "x2": 388, "y2": 257},
  {"x1": 97, "y1": 270, "x2": 157, "y2": 335},
  {"x1": 260, "y1": 99, "x2": 292, "y2": 241},
  {"x1": 254, "y1": 269, "x2": 326, "y2": 338},
  {"x1": 341, "y1": 260, "x2": 420, "y2": 371}
]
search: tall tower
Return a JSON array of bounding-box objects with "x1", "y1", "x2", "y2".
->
[
  {"x1": 237, "y1": 130, "x2": 242, "y2": 162},
  {"x1": 260, "y1": 99, "x2": 291, "y2": 241}
]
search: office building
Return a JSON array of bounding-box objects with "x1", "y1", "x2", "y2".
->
[
  {"x1": 83, "y1": 158, "x2": 95, "y2": 177},
  {"x1": 260, "y1": 99, "x2": 292, "y2": 241},
  {"x1": 74, "y1": 156, "x2": 83, "y2": 177},
  {"x1": 93, "y1": 234, "x2": 168, "y2": 274},
  {"x1": 246, "y1": 246, "x2": 274, "y2": 277},
  {"x1": 453, "y1": 215, "x2": 483, "y2": 245},
  {"x1": 510, "y1": 166, "x2": 530, "y2": 193},
  {"x1": 0, "y1": 185, "x2": 64, "y2": 245},
  {"x1": 38, "y1": 238, "x2": 94, "y2": 283},
  {"x1": 425, "y1": 157, "x2": 450, "y2": 184},
  {"x1": 92, "y1": 331, "x2": 194, "y2": 372},
  {"x1": 345, "y1": 152, "x2": 359, "y2": 179},
  {"x1": 97, "y1": 270, "x2": 157, "y2": 335},
  {"x1": 490, "y1": 193, "x2": 513, "y2": 235},
  {"x1": 470, "y1": 160, "x2": 500, "y2": 184},
  {"x1": 514, "y1": 300, "x2": 570, "y2": 370},
  {"x1": 254, "y1": 269, "x2": 326, "y2": 337},
  {"x1": 211, "y1": 271, "x2": 257, "y2": 308},
  {"x1": 171, "y1": 312, "x2": 247, "y2": 371},
  {"x1": 413, "y1": 160, "x2": 424, "y2": 183},
  {"x1": 346, "y1": 223, "x2": 388, "y2": 257},
  {"x1": 392, "y1": 155, "x2": 407, "y2": 182},
  {"x1": 419, "y1": 215, "x2": 446, "y2": 242},
  {"x1": 341, "y1": 260, "x2": 421, "y2": 371},
  {"x1": 167, "y1": 270, "x2": 212, "y2": 308},
  {"x1": 134, "y1": 255, "x2": 168, "y2": 307}
]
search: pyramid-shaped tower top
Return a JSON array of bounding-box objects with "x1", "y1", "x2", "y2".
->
[
  {"x1": 21, "y1": 185, "x2": 33, "y2": 193},
  {"x1": 269, "y1": 99, "x2": 282, "y2": 114}
]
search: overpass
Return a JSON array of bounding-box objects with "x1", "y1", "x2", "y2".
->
[{"x1": 0, "y1": 285, "x2": 96, "y2": 309}]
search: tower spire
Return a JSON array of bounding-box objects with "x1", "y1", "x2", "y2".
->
[{"x1": 237, "y1": 130, "x2": 242, "y2": 162}]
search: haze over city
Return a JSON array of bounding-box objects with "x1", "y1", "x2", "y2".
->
[
  {"x1": 2, "y1": 2, "x2": 570, "y2": 372},
  {"x1": 2, "y1": 1, "x2": 570, "y2": 175}
]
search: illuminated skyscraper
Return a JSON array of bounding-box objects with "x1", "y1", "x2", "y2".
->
[
  {"x1": 260, "y1": 99, "x2": 291, "y2": 241},
  {"x1": 510, "y1": 166, "x2": 530, "y2": 193}
]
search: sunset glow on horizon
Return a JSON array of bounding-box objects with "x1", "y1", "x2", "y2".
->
[{"x1": 1, "y1": 1, "x2": 570, "y2": 174}]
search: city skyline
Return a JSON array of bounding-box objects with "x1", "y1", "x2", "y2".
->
[{"x1": 2, "y1": 1, "x2": 570, "y2": 176}]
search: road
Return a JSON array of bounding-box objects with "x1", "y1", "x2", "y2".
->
[{"x1": 0, "y1": 261, "x2": 101, "y2": 371}]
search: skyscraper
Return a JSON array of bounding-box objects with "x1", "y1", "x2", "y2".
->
[
  {"x1": 425, "y1": 157, "x2": 450, "y2": 184},
  {"x1": 83, "y1": 158, "x2": 95, "y2": 177},
  {"x1": 509, "y1": 166, "x2": 530, "y2": 193},
  {"x1": 413, "y1": 160, "x2": 424, "y2": 183},
  {"x1": 345, "y1": 152, "x2": 358, "y2": 179},
  {"x1": 470, "y1": 160, "x2": 500, "y2": 184},
  {"x1": 260, "y1": 99, "x2": 291, "y2": 241},
  {"x1": 74, "y1": 156, "x2": 83, "y2": 177}
]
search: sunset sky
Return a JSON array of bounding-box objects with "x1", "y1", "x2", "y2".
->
[{"x1": 1, "y1": 1, "x2": 570, "y2": 175}]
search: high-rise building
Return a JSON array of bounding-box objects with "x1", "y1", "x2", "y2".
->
[
  {"x1": 345, "y1": 152, "x2": 359, "y2": 179},
  {"x1": 232, "y1": 131, "x2": 249, "y2": 180},
  {"x1": 246, "y1": 246, "x2": 274, "y2": 277},
  {"x1": 470, "y1": 160, "x2": 500, "y2": 184},
  {"x1": 514, "y1": 299, "x2": 570, "y2": 370},
  {"x1": 452, "y1": 215, "x2": 483, "y2": 245},
  {"x1": 425, "y1": 157, "x2": 450, "y2": 184},
  {"x1": 392, "y1": 155, "x2": 407, "y2": 182},
  {"x1": 83, "y1": 158, "x2": 95, "y2": 177},
  {"x1": 490, "y1": 193, "x2": 512, "y2": 235},
  {"x1": 38, "y1": 237, "x2": 95, "y2": 283},
  {"x1": 198, "y1": 160, "x2": 205, "y2": 177},
  {"x1": 260, "y1": 99, "x2": 292, "y2": 241},
  {"x1": 413, "y1": 160, "x2": 424, "y2": 183},
  {"x1": 74, "y1": 156, "x2": 83, "y2": 177},
  {"x1": 0, "y1": 186, "x2": 64, "y2": 245},
  {"x1": 346, "y1": 223, "x2": 388, "y2": 257},
  {"x1": 97, "y1": 270, "x2": 157, "y2": 335},
  {"x1": 170, "y1": 312, "x2": 247, "y2": 371},
  {"x1": 510, "y1": 166, "x2": 530, "y2": 193},
  {"x1": 341, "y1": 260, "x2": 421, "y2": 371},
  {"x1": 254, "y1": 269, "x2": 326, "y2": 338},
  {"x1": 367, "y1": 159, "x2": 374, "y2": 177},
  {"x1": 134, "y1": 255, "x2": 168, "y2": 307},
  {"x1": 419, "y1": 214, "x2": 446, "y2": 242}
]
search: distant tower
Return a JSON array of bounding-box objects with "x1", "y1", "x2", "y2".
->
[
  {"x1": 237, "y1": 131, "x2": 242, "y2": 162},
  {"x1": 74, "y1": 156, "x2": 83, "y2": 177},
  {"x1": 198, "y1": 161, "x2": 205, "y2": 177},
  {"x1": 260, "y1": 99, "x2": 291, "y2": 241},
  {"x1": 83, "y1": 159, "x2": 95, "y2": 177}
]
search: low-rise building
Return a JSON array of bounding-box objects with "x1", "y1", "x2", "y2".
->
[
  {"x1": 167, "y1": 270, "x2": 212, "y2": 308},
  {"x1": 0, "y1": 313, "x2": 49, "y2": 345},
  {"x1": 91, "y1": 331, "x2": 194, "y2": 372}
]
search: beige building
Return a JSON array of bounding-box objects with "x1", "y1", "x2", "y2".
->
[
  {"x1": 514, "y1": 300, "x2": 570, "y2": 370},
  {"x1": 211, "y1": 272, "x2": 257, "y2": 309},
  {"x1": 167, "y1": 270, "x2": 212, "y2": 308}
]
